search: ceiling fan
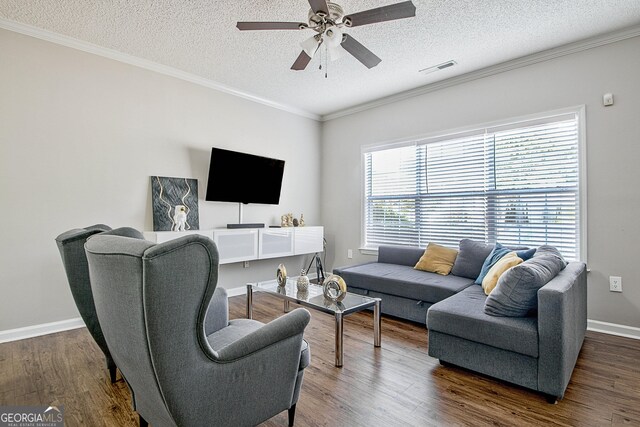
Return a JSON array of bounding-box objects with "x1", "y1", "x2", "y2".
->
[{"x1": 236, "y1": 0, "x2": 416, "y2": 71}]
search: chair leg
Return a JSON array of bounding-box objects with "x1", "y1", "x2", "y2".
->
[
  {"x1": 108, "y1": 365, "x2": 117, "y2": 383},
  {"x1": 288, "y1": 404, "x2": 296, "y2": 427},
  {"x1": 106, "y1": 356, "x2": 118, "y2": 383},
  {"x1": 139, "y1": 414, "x2": 148, "y2": 427}
]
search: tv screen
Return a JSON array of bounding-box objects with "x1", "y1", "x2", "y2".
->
[{"x1": 205, "y1": 147, "x2": 285, "y2": 205}]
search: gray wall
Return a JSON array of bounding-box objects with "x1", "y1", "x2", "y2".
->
[
  {"x1": 0, "y1": 29, "x2": 321, "y2": 331},
  {"x1": 321, "y1": 36, "x2": 640, "y2": 328}
]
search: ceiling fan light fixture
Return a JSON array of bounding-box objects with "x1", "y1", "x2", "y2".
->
[
  {"x1": 327, "y1": 44, "x2": 347, "y2": 61},
  {"x1": 301, "y1": 35, "x2": 321, "y2": 57},
  {"x1": 324, "y1": 27, "x2": 343, "y2": 47}
]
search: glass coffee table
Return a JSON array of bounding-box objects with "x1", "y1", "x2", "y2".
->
[{"x1": 246, "y1": 279, "x2": 381, "y2": 367}]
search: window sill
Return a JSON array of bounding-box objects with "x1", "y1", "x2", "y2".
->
[{"x1": 359, "y1": 247, "x2": 378, "y2": 257}]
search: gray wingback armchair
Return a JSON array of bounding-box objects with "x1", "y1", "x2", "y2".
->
[
  {"x1": 85, "y1": 233, "x2": 311, "y2": 427},
  {"x1": 56, "y1": 225, "x2": 232, "y2": 384},
  {"x1": 55, "y1": 224, "x2": 133, "y2": 382}
]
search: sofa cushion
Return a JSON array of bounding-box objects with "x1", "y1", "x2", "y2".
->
[
  {"x1": 414, "y1": 243, "x2": 458, "y2": 275},
  {"x1": 484, "y1": 245, "x2": 567, "y2": 317},
  {"x1": 516, "y1": 248, "x2": 537, "y2": 261},
  {"x1": 475, "y1": 243, "x2": 512, "y2": 285},
  {"x1": 334, "y1": 263, "x2": 475, "y2": 304},
  {"x1": 427, "y1": 286, "x2": 539, "y2": 357},
  {"x1": 451, "y1": 239, "x2": 494, "y2": 279},
  {"x1": 482, "y1": 252, "x2": 523, "y2": 295},
  {"x1": 377, "y1": 245, "x2": 425, "y2": 267}
]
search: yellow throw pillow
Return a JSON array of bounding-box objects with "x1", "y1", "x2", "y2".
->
[
  {"x1": 482, "y1": 252, "x2": 523, "y2": 295},
  {"x1": 414, "y1": 243, "x2": 459, "y2": 275}
]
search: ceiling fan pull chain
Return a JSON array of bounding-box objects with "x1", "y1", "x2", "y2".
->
[
  {"x1": 325, "y1": 51, "x2": 328, "y2": 78},
  {"x1": 324, "y1": 43, "x2": 328, "y2": 78}
]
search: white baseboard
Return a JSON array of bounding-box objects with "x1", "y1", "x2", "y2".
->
[
  {"x1": 5, "y1": 312, "x2": 634, "y2": 344},
  {"x1": 587, "y1": 319, "x2": 640, "y2": 340},
  {"x1": 0, "y1": 317, "x2": 85, "y2": 344}
]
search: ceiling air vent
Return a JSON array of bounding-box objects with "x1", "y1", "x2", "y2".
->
[{"x1": 419, "y1": 60, "x2": 457, "y2": 75}]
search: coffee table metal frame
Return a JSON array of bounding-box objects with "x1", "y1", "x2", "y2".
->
[{"x1": 246, "y1": 279, "x2": 381, "y2": 367}]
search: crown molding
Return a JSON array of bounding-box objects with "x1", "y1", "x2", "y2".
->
[
  {"x1": 0, "y1": 18, "x2": 321, "y2": 121},
  {"x1": 2, "y1": 17, "x2": 639, "y2": 123},
  {"x1": 321, "y1": 24, "x2": 640, "y2": 121}
]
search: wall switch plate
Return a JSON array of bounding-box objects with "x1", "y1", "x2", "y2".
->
[
  {"x1": 347, "y1": 249, "x2": 353, "y2": 259},
  {"x1": 243, "y1": 261, "x2": 249, "y2": 268},
  {"x1": 603, "y1": 93, "x2": 614, "y2": 106},
  {"x1": 609, "y1": 276, "x2": 622, "y2": 292}
]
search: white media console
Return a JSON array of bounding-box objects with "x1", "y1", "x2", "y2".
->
[{"x1": 144, "y1": 226, "x2": 324, "y2": 265}]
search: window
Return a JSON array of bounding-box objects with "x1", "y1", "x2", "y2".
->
[{"x1": 363, "y1": 110, "x2": 583, "y2": 260}]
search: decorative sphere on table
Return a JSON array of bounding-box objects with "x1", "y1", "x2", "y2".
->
[
  {"x1": 276, "y1": 264, "x2": 287, "y2": 287},
  {"x1": 322, "y1": 274, "x2": 347, "y2": 302},
  {"x1": 297, "y1": 270, "x2": 310, "y2": 292}
]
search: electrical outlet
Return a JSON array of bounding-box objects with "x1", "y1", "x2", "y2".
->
[
  {"x1": 347, "y1": 249, "x2": 353, "y2": 259},
  {"x1": 243, "y1": 261, "x2": 250, "y2": 268},
  {"x1": 609, "y1": 276, "x2": 622, "y2": 292}
]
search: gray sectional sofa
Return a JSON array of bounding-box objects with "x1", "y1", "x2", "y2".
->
[
  {"x1": 334, "y1": 245, "x2": 474, "y2": 324},
  {"x1": 333, "y1": 243, "x2": 587, "y2": 401}
]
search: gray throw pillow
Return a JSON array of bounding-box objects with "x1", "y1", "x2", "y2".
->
[
  {"x1": 451, "y1": 239, "x2": 493, "y2": 279},
  {"x1": 484, "y1": 245, "x2": 567, "y2": 317}
]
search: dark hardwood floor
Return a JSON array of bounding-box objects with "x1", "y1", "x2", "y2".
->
[{"x1": 1, "y1": 293, "x2": 639, "y2": 426}]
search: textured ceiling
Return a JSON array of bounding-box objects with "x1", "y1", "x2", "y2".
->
[{"x1": 1, "y1": 1, "x2": 640, "y2": 117}]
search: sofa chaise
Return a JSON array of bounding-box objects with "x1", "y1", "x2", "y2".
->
[{"x1": 333, "y1": 242, "x2": 587, "y2": 401}]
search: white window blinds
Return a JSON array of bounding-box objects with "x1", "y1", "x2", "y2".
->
[{"x1": 363, "y1": 112, "x2": 581, "y2": 260}]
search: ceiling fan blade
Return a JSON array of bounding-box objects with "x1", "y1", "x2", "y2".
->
[
  {"x1": 344, "y1": 1, "x2": 416, "y2": 27},
  {"x1": 236, "y1": 22, "x2": 307, "y2": 31},
  {"x1": 340, "y1": 34, "x2": 382, "y2": 69},
  {"x1": 308, "y1": 0, "x2": 329, "y2": 16},
  {"x1": 291, "y1": 51, "x2": 313, "y2": 70}
]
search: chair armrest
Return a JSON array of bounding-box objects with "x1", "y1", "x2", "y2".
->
[
  {"x1": 537, "y1": 262, "x2": 587, "y2": 398},
  {"x1": 213, "y1": 308, "x2": 310, "y2": 362},
  {"x1": 204, "y1": 287, "x2": 229, "y2": 335}
]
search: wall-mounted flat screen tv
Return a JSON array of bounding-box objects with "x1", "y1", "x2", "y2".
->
[{"x1": 205, "y1": 147, "x2": 285, "y2": 205}]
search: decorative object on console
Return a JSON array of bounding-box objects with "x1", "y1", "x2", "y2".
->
[
  {"x1": 293, "y1": 217, "x2": 299, "y2": 227},
  {"x1": 323, "y1": 274, "x2": 347, "y2": 302},
  {"x1": 299, "y1": 214, "x2": 305, "y2": 226},
  {"x1": 297, "y1": 270, "x2": 310, "y2": 292},
  {"x1": 277, "y1": 264, "x2": 287, "y2": 287},
  {"x1": 281, "y1": 215, "x2": 288, "y2": 227},
  {"x1": 151, "y1": 176, "x2": 199, "y2": 232}
]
